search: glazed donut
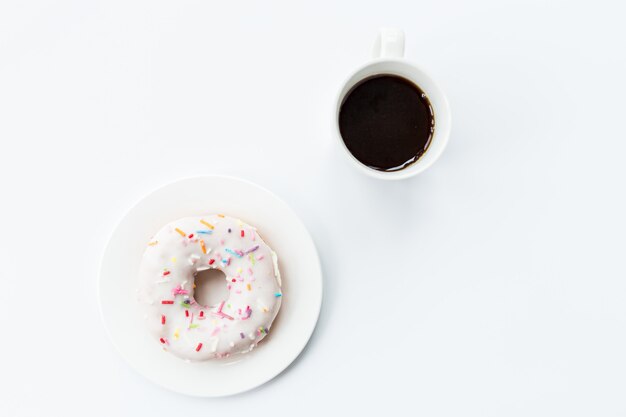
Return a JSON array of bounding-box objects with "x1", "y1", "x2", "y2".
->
[{"x1": 137, "y1": 214, "x2": 282, "y2": 361}]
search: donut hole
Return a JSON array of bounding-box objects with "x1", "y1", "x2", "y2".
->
[{"x1": 194, "y1": 268, "x2": 229, "y2": 308}]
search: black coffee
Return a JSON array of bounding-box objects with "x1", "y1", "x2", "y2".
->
[{"x1": 339, "y1": 75, "x2": 434, "y2": 171}]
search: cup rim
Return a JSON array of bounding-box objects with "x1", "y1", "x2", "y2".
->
[{"x1": 334, "y1": 58, "x2": 451, "y2": 180}]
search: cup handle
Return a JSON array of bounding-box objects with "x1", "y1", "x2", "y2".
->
[{"x1": 372, "y1": 28, "x2": 405, "y2": 59}]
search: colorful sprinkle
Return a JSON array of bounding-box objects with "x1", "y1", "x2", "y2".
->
[
  {"x1": 163, "y1": 270, "x2": 170, "y2": 276},
  {"x1": 172, "y1": 285, "x2": 189, "y2": 296},
  {"x1": 200, "y1": 220, "x2": 215, "y2": 230},
  {"x1": 161, "y1": 300, "x2": 174, "y2": 304},
  {"x1": 257, "y1": 298, "x2": 269, "y2": 313},
  {"x1": 208, "y1": 259, "x2": 215, "y2": 265},
  {"x1": 174, "y1": 328, "x2": 180, "y2": 340},
  {"x1": 224, "y1": 248, "x2": 243, "y2": 258},
  {"x1": 249, "y1": 253, "x2": 256, "y2": 265},
  {"x1": 188, "y1": 233, "x2": 194, "y2": 239},
  {"x1": 275, "y1": 292, "x2": 282, "y2": 297},
  {"x1": 175, "y1": 228, "x2": 186, "y2": 237},
  {"x1": 189, "y1": 323, "x2": 200, "y2": 329},
  {"x1": 196, "y1": 343, "x2": 203, "y2": 352},
  {"x1": 240, "y1": 230, "x2": 245, "y2": 237},
  {"x1": 246, "y1": 283, "x2": 252, "y2": 291},
  {"x1": 185, "y1": 310, "x2": 189, "y2": 317},
  {"x1": 148, "y1": 241, "x2": 158, "y2": 246},
  {"x1": 196, "y1": 230, "x2": 213, "y2": 235},
  {"x1": 200, "y1": 239, "x2": 207, "y2": 254},
  {"x1": 243, "y1": 306, "x2": 252, "y2": 319},
  {"x1": 244, "y1": 245, "x2": 259, "y2": 254},
  {"x1": 160, "y1": 337, "x2": 167, "y2": 344},
  {"x1": 212, "y1": 301, "x2": 234, "y2": 320},
  {"x1": 180, "y1": 301, "x2": 190, "y2": 308},
  {"x1": 161, "y1": 315, "x2": 166, "y2": 324},
  {"x1": 217, "y1": 214, "x2": 225, "y2": 218},
  {"x1": 199, "y1": 311, "x2": 205, "y2": 318},
  {"x1": 171, "y1": 256, "x2": 177, "y2": 263}
]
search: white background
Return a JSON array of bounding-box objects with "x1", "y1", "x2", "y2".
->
[{"x1": 1, "y1": 0, "x2": 625, "y2": 415}]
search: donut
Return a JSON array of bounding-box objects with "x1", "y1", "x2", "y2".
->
[{"x1": 137, "y1": 214, "x2": 282, "y2": 361}]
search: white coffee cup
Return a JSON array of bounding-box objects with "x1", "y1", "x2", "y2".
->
[{"x1": 334, "y1": 28, "x2": 451, "y2": 180}]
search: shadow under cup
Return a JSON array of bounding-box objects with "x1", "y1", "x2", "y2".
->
[{"x1": 335, "y1": 59, "x2": 450, "y2": 180}]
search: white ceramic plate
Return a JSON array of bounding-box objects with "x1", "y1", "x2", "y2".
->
[{"x1": 98, "y1": 176, "x2": 323, "y2": 397}]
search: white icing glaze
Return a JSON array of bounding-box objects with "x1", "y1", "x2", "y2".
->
[{"x1": 137, "y1": 215, "x2": 282, "y2": 361}]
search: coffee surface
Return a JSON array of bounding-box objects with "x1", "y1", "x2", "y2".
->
[{"x1": 339, "y1": 75, "x2": 434, "y2": 171}]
